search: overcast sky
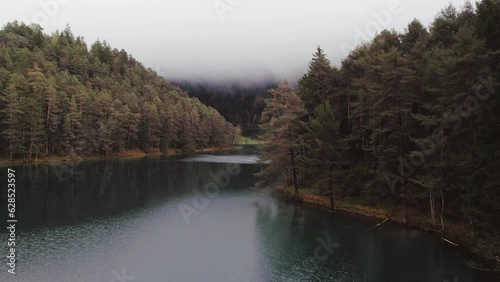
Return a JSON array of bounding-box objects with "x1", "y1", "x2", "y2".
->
[{"x1": 1, "y1": 0, "x2": 469, "y2": 82}]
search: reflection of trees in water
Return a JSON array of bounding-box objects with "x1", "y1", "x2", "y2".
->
[
  {"x1": 253, "y1": 197, "x2": 307, "y2": 278},
  {"x1": 253, "y1": 200, "x2": 472, "y2": 282},
  {"x1": 252, "y1": 198, "x2": 369, "y2": 280},
  {"x1": 15, "y1": 158, "x2": 228, "y2": 227}
]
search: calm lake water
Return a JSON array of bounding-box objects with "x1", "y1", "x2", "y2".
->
[{"x1": 0, "y1": 146, "x2": 497, "y2": 282}]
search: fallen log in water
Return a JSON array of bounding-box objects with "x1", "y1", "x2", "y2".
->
[
  {"x1": 369, "y1": 218, "x2": 389, "y2": 231},
  {"x1": 442, "y1": 237, "x2": 459, "y2": 247}
]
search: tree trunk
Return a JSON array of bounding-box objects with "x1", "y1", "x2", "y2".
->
[
  {"x1": 402, "y1": 183, "x2": 409, "y2": 224},
  {"x1": 46, "y1": 90, "x2": 52, "y2": 156},
  {"x1": 290, "y1": 148, "x2": 299, "y2": 194},
  {"x1": 127, "y1": 126, "x2": 131, "y2": 149},
  {"x1": 336, "y1": 94, "x2": 341, "y2": 118},
  {"x1": 439, "y1": 122, "x2": 445, "y2": 233},
  {"x1": 440, "y1": 183, "x2": 445, "y2": 232},
  {"x1": 347, "y1": 93, "x2": 351, "y2": 130},
  {"x1": 399, "y1": 110, "x2": 408, "y2": 224},
  {"x1": 430, "y1": 187, "x2": 437, "y2": 229},
  {"x1": 9, "y1": 142, "x2": 12, "y2": 162},
  {"x1": 329, "y1": 164, "x2": 334, "y2": 211},
  {"x1": 22, "y1": 127, "x2": 26, "y2": 162},
  {"x1": 29, "y1": 142, "x2": 33, "y2": 162}
]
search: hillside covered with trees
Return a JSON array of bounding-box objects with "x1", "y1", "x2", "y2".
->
[
  {"x1": 0, "y1": 22, "x2": 239, "y2": 162},
  {"x1": 173, "y1": 80, "x2": 277, "y2": 137},
  {"x1": 258, "y1": 1, "x2": 500, "y2": 266}
]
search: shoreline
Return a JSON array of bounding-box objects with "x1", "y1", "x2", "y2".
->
[
  {"x1": 0, "y1": 149, "x2": 164, "y2": 167},
  {"x1": 0, "y1": 146, "x2": 239, "y2": 167},
  {"x1": 0, "y1": 142, "x2": 264, "y2": 166},
  {"x1": 275, "y1": 186, "x2": 500, "y2": 273}
]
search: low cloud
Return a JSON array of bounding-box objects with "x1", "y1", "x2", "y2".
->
[{"x1": 1, "y1": 0, "x2": 468, "y2": 83}]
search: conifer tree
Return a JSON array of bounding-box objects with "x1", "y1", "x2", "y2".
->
[
  {"x1": 0, "y1": 83, "x2": 23, "y2": 161},
  {"x1": 304, "y1": 102, "x2": 344, "y2": 210},
  {"x1": 298, "y1": 46, "x2": 333, "y2": 113},
  {"x1": 258, "y1": 82, "x2": 307, "y2": 194}
]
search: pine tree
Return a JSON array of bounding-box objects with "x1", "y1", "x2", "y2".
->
[
  {"x1": 141, "y1": 102, "x2": 160, "y2": 152},
  {"x1": 371, "y1": 46, "x2": 416, "y2": 224},
  {"x1": 258, "y1": 82, "x2": 307, "y2": 194},
  {"x1": 298, "y1": 46, "x2": 333, "y2": 113},
  {"x1": 63, "y1": 95, "x2": 83, "y2": 157},
  {"x1": 23, "y1": 97, "x2": 45, "y2": 161},
  {"x1": 304, "y1": 102, "x2": 345, "y2": 210},
  {"x1": 0, "y1": 83, "x2": 23, "y2": 161}
]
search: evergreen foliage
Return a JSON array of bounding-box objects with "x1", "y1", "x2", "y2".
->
[
  {"x1": 259, "y1": 1, "x2": 500, "y2": 260},
  {"x1": 0, "y1": 22, "x2": 238, "y2": 160}
]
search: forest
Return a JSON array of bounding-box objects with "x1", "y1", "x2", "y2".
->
[
  {"x1": 173, "y1": 80, "x2": 276, "y2": 136},
  {"x1": 1, "y1": 0, "x2": 500, "y2": 271},
  {"x1": 0, "y1": 22, "x2": 239, "y2": 162},
  {"x1": 258, "y1": 1, "x2": 500, "y2": 265}
]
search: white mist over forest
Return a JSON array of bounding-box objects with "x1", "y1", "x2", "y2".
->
[{"x1": 1, "y1": 0, "x2": 468, "y2": 82}]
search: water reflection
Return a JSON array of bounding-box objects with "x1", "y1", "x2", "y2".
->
[
  {"x1": 252, "y1": 195, "x2": 492, "y2": 282},
  {"x1": 0, "y1": 148, "x2": 496, "y2": 282},
  {"x1": 10, "y1": 156, "x2": 241, "y2": 229}
]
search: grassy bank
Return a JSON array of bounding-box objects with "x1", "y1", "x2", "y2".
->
[
  {"x1": 0, "y1": 149, "x2": 164, "y2": 166},
  {"x1": 238, "y1": 136, "x2": 267, "y2": 145},
  {"x1": 275, "y1": 185, "x2": 500, "y2": 273},
  {"x1": 0, "y1": 146, "x2": 237, "y2": 167}
]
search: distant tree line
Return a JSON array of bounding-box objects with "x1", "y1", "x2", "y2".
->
[
  {"x1": 173, "y1": 80, "x2": 277, "y2": 137},
  {"x1": 258, "y1": 1, "x2": 500, "y2": 261},
  {"x1": 0, "y1": 22, "x2": 239, "y2": 161}
]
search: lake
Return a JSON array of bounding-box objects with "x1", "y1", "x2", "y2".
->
[{"x1": 0, "y1": 146, "x2": 496, "y2": 282}]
